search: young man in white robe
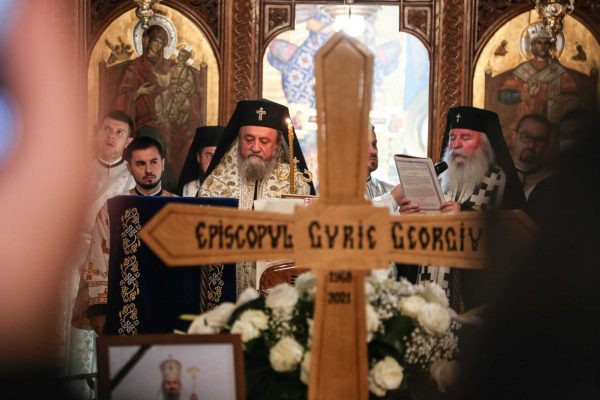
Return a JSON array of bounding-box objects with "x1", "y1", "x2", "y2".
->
[{"x1": 73, "y1": 136, "x2": 175, "y2": 335}]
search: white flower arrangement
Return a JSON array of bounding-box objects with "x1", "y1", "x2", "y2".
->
[{"x1": 188, "y1": 271, "x2": 460, "y2": 399}]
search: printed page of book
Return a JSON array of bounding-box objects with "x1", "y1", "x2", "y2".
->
[{"x1": 394, "y1": 155, "x2": 445, "y2": 212}]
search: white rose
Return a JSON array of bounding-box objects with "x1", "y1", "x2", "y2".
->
[
  {"x1": 398, "y1": 295, "x2": 427, "y2": 318},
  {"x1": 269, "y1": 336, "x2": 304, "y2": 372},
  {"x1": 294, "y1": 272, "x2": 317, "y2": 301},
  {"x1": 230, "y1": 309, "x2": 269, "y2": 343},
  {"x1": 364, "y1": 281, "x2": 375, "y2": 299},
  {"x1": 239, "y1": 309, "x2": 269, "y2": 330},
  {"x1": 368, "y1": 375, "x2": 386, "y2": 397},
  {"x1": 417, "y1": 303, "x2": 451, "y2": 334},
  {"x1": 419, "y1": 283, "x2": 449, "y2": 307},
  {"x1": 307, "y1": 318, "x2": 314, "y2": 347},
  {"x1": 370, "y1": 356, "x2": 404, "y2": 391},
  {"x1": 395, "y1": 278, "x2": 416, "y2": 296},
  {"x1": 300, "y1": 351, "x2": 311, "y2": 384},
  {"x1": 231, "y1": 319, "x2": 261, "y2": 343},
  {"x1": 187, "y1": 302, "x2": 235, "y2": 334},
  {"x1": 365, "y1": 304, "x2": 380, "y2": 342},
  {"x1": 371, "y1": 268, "x2": 389, "y2": 283},
  {"x1": 430, "y1": 359, "x2": 458, "y2": 393},
  {"x1": 236, "y1": 287, "x2": 259, "y2": 307},
  {"x1": 187, "y1": 315, "x2": 218, "y2": 334},
  {"x1": 266, "y1": 283, "x2": 299, "y2": 320}
]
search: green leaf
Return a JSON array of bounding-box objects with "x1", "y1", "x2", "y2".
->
[{"x1": 379, "y1": 316, "x2": 415, "y2": 355}]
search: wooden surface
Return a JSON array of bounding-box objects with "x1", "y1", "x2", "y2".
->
[
  {"x1": 141, "y1": 203, "x2": 539, "y2": 270},
  {"x1": 306, "y1": 32, "x2": 372, "y2": 400},
  {"x1": 314, "y1": 32, "x2": 373, "y2": 205},
  {"x1": 308, "y1": 269, "x2": 369, "y2": 400},
  {"x1": 140, "y1": 204, "x2": 295, "y2": 265},
  {"x1": 258, "y1": 262, "x2": 309, "y2": 296}
]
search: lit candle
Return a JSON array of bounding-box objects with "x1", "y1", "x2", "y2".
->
[{"x1": 286, "y1": 118, "x2": 295, "y2": 194}]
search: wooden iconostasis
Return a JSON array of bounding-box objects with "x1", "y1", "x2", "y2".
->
[{"x1": 67, "y1": 0, "x2": 600, "y2": 190}]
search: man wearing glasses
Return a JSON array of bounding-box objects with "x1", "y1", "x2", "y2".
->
[{"x1": 511, "y1": 114, "x2": 553, "y2": 198}]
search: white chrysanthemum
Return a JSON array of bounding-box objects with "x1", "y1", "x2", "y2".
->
[
  {"x1": 300, "y1": 351, "x2": 311, "y2": 384},
  {"x1": 366, "y1": 304, "x2": 380, "y2": 342},
  {"x1": 370, "y1": 356, "x2": 404, "y2": 394},
  {"x1": 419, "y1": 282, "x2": 449, "y2": 307},
  {"x1": 430, "y1": 359, "x2": 458, "y2": 393},
  {"x1": 417, "y1": 303, "x2": 451, "y2": 334},
  {"x1": 269, "y1": 336, "x2": 304, "y2": 372},
  {"x1": 187, "y1": 302, "x2": 235, "y2": 334},
  {"x1": 398, "y1": 295, "x2": 427, "y2": 318},
  {"x1": 295, "y1": 272, "x2": 317, "y2": 301},
  {"x1": 236, "y1": 287, "x2": 259, "y2": 307},
  {"x1": 266, "y1": 283, "x2": 299, "y2": 320}
]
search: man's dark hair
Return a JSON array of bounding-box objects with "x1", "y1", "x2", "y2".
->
[
  {"x1": 103, "y1": 110, "x2": 135, "y2": 137},
  {"x1": 515, "y1": 113, "x2": 552, "y2": 136},
  {"x1": 124, "y1": 136, "x2": 164, "y2": 162}
]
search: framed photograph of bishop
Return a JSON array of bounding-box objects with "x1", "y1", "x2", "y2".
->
[{"x1": 97, "y1": 334, "x2": 246, "y2": 400}]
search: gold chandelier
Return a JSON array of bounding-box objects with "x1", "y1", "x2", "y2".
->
[
  {"x1": 133, "y1": 0, "x2": 161, "y2": 30},
  {"x1": 533, "y1": 0, "x2": 575, "y2": 43}
]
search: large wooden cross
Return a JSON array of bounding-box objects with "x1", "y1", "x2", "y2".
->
[{"x1": 141, "y1": 33, "x2": 532, "y2": 400}]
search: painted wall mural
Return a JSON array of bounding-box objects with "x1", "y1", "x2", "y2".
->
[
  {"x1": 262, "y1": 5, "x2": 430, "y2": 187},
  {"x1": 88, "y1": 4, "x2": 219, "y2": 190},
  {"x1": 474, "y1": 11, "x2": 599, "y2": 151}
]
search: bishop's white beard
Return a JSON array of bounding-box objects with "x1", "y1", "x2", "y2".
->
[
  {"x1": 239, "y1": 154, "x2": 278, "y2": 182},
  {"x1": 440, "y1": 135, "x2": 495, "y2": 194}
]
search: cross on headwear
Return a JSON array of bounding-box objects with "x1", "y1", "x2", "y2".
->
[
  {"x1": 456, "y1": 113, "x2": 461, "y2": 123},
  {"x1": 256, "y1": 107, "x2": 267, "y2": 121}
]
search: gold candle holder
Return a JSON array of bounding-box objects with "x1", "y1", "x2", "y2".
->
[{"x1": 286, "y1": 119, "x2": 295, "y2": 194}]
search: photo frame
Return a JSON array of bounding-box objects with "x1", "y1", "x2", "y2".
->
[{"x1": 97, "y1": 334, "x2": 245, "y2": 400}]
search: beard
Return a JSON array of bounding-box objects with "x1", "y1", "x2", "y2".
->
[
  {"x1": 162, "y1": 389, "x2": 180, "y2": 400},
  {"x1": 440, "y1": 137, "x2": 495, "y2": 194},
  {"x1": 518, "y1": 148, "x2": 538, "y2": 165},
  {"x1": 239, "y1": 155, "x2": 278, "y2": 182},
  {"x1": 136, "y1": 175, "x2": 161, "y2": 191}
]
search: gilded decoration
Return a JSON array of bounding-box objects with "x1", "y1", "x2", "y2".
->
[
  {"x1": 406, "y1": 8, "x2": 429, "y2": 38},
  {"x1": 118, "y1": 303, "x2": 140, "y2": 335},
  {"x1": 264, "y1": 4, "x2": 292, "y2": 43},
  {"x1": 119, "y1": 255, "x2": 140, "y2": 303},
  {"x1": 121, "y1": 208, "x2": 141, "y2": 255},
  {"x1": 119, "y1": 208, "x2": 142, "y2": 335},
  {"x1": 206, "y1": 264, "x2": 225, "y2": 310},
  {"x1": 474, "y1": 11, "x2": 600, "y2": 148}
]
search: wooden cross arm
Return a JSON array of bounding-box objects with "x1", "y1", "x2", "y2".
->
[{"x1": 140, "y1": 203, "x2": 534, "y2": 269}]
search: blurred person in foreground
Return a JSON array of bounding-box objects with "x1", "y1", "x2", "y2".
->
[
  {"x1": 0, "y1": 1, "x2": 86, "y2": 397},
  {"x1": 453, "y1": 113, "x2": 600, "y2": 399}
]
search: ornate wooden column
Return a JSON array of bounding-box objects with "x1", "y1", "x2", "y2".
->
[
  {"x1": 220, "y1": 0, "x2": 259, "y2": 122},
  {"x1": 431, "y1": 0, "x2": 467, "y2": 159}
]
